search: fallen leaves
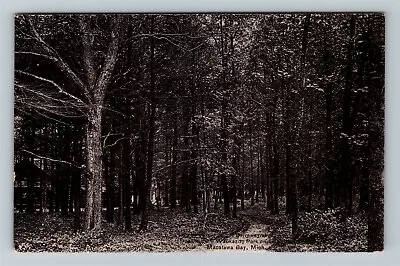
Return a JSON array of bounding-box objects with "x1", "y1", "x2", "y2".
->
[
  {"x1": 14, "y1": 204, "x2": 368, "y2": 252},
  {"x1": 14, "y1": 208, "x2": 244, "y2": 252}
]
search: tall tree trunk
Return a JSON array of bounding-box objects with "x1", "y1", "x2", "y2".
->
[
  {"x1": 355, "y1": 27, "x2": 371, "y2": 213},
  {"x1": 219, "y1": 14, "x2": 230, "y2": 216},
  {"x1": 135, "y1": 101, "x2": 148, "y2": 215},
  {"x1": 180, "y1": 107, "x2": 191, "y2": 211},
  {"x1": 325, "y1": 83, "x2": 334, "y2": 209},
  {"x1": 73, "y1": 123, "x2": 84, "y2": 231},
  {"x1": 282, "y1": 75, "x2": 291, "y2": 215},
  {"x1": 286, "y1": 145, "x2": 298, "y2": 237},
  {"x1": 117, "y1": 159, "x2": 123, "y2": 226},
  {"x1": 170, "y1": 107, "x2": 178, "y2": 209},
  {"x1": 256, "y1": 140, "x2": 261, "y2": 203},
  {"x1": 241, "y1": 141, "x2": 245, "y2": 210},
  {"x1": 365, "y1": 16, "x2": 384, "y2": 251},
  {"x1": 272, "y1": 144, "x2": 280, "y2": 214},
  {"x1": 359, "y1": 144, "x2": 370, "y2": 211},
  {"x1": 289, "y1": 14, "x2": 310, "y2": 237},
  {"x1": 266, "y1": 149, "x2": 273, "y2": 211},
  {"x1": 80, "y1": 16, "x2": 123, "y2": 230},
  {"x1": 61, "y1": 126, "x2": 71, "y2": 217},
  {"x1": 285, "y1": 144, "x2": 292, "y2": 214},
  {"x1": 232, "y1": 136, "x2": 240, "y2": 218},
  {"x1": 26, "y1": 122, "x2": 35, "y2": 214},
  {"x1": 190, "y1": 49, "x2": 199, "y2": 213},
  {"x1": 307, "y1": 141, "x2": 313, "y2": 212},
  {"x1": 104, "y1": 148, "x2": 114, "y2": 223},
  {"x1": 164, "y1": 142, "x2": 170, "y2": 207},
  {"x1": 261, "y1": 142, "x2": 266, "y2": 201},
  {"x1": 123, "y1": 135, "x2": 132, "y2": 230},
  {"x1": 338, "y1": 15, "x2": 356, "y2": 217},
  {"x1": 266, "y1": 111, "x2": 274, "y2": 211},
  {"x1": 202, "y1": 167, "x2": 207, "y2": 213},
  {"x1": 85, "y1": 106, "x2": 104, "y2": 230},
  {"x1": 140, "y1": 16, "x2": 156, "y2": 231},
  {"x1": 214, "y1": 174, "x2": 219, "y2": 210},
  {"x1": 221, "y1": 173, "x2": 230, "y2": 216},
  {"x1": 40, "y1": 127, "x2": 48, "y2": 213},
  {"x1": 249, "y1": 128, "x2": 254, "y2": 207},
  {"x1": 190, "y1": 123, "x2": 199, "y2": 213}
]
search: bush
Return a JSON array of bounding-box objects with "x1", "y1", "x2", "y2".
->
[{"x1": 297, "y1": 208, "x2": 368, "y2": 251}]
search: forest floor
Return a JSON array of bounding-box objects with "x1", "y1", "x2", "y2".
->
[
  {"x1": 14, "y1": 206, "x2": 246, "y2": 252},
  {"x1": 14, "y1": 202, "x2": 368, "y2": 252},
  {"x1": 197, "y1": 203, "x2": 368, "y2": 252}
]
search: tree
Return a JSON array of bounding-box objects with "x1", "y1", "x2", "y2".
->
[{"x1": 15, "y1": 14, "x2": 124, "y2": 230}]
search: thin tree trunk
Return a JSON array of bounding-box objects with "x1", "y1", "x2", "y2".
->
[
  {"x1": 214, "y1": 174, "x2": 219, "y2": 210},
  {"x1": 164, "y1": 140, "x2": 170, "y2": 207},
  {"x1": 180, "y1": 110, "x2": 191, "y2": 211},
  {"x1": 170, "y1": 108, "x2": 178, "y2": 209},
  {"x1": 135, "y1": 101, "x2": 148, "y2": 215},
  {"x1": 266, "y1": 112, "x2": 273, "y2": 210},
  {"x1": 123, "y1": 136, "x2": 132, "y2": 230},
  {"x1": 219, "y1": 14, "x2": 230, "y2": 216},
  {"x1": 73, "y1": 123, "x2": 84, "y2": 231},
  {"x1": 104, "y1": 149, "x2": 114, "y2": 223},
  {"x1": 338, "y1": 15, "x2": 356, "y2": 218},
  {"x1": 285, "y1": 144, "x2": 292, "y2": 214},
  {"x1": 249, "y1": 128, "x2": 254, "y2": 207},
  {"x1": 232, "y1": 137, "x2": 240, "y2": 218},
  {"x1": 261, "y1": 144, "x2": 266, "y2": 201},
  {"x1": 189, "y1": 47, "x2": 199, "y2": 214},
  {"x1": 365, "y1": 16, "x2": 384, "y2": 251},
  {"x1": 140, "y1": 16, "x2": 157, "y2": 231},
  {"x1": 26, "y1": 124, "x2": 35, "y2": 214},
  {"x1": 325, "y1": 83, "x2": 334, "y2": 209},
  {"x1": 272, "y1": 144, "x2": 280, "y2": 214},
  {"x1": 190, "y1": 123, "x2": 199, "y2": 213},
  {"x1": 241, "y1": 141, "x2": 245, "y2": 210},
  {"x1": 256, "y1": 140, "x2": 260, "y2": 203}
]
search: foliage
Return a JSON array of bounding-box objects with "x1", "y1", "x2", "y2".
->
[
  {"x1": 269, "y1": 208, "x2": 368, "y2": 252},
  {"x1": 14, "y1": 208, "x2": 245, "y2": 252}
]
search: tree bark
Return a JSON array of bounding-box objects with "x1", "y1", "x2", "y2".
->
[
  {"x1": 190, "y1": 123, "x2": 199, "y2": 213},
  {"x1": 26, "y1": 122, "x2": 35, "y2": 214},
  {"x1": 73, "y1": 123, "x2": 84, "y2": 231},
  {"x1": 140, "y1": 16, "x2": 157, "y2": 231},
  {"x1": 85, "y1": 106, "x2": 104, "y2": 230},
  {"x1": 122, "y1": 136, "x2": 132, "y2": 230},
  {"x1": 170, "y1": 107, "x2": 178, "y2": 209},
  {"x1": 249, "y1": 127, "x2": 255, "y2": 207},
  {"x1": 80, "y1": 16, "x2": 123, "y2": 230},
  {"x1": 338, "y1": 15, "x2": 356, "y2": 217},
  {"x1": 272, "y1": 144, "x2": 280, "y2": 214}
]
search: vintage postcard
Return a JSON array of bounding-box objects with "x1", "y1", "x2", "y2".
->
[{"x1": 13, "y1": 13, "x2": 384, "y2": 252}]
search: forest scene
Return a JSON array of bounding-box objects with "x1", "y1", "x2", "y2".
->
[{"x1": 13, "y1": 13, "x2": 384, "y2": 252}]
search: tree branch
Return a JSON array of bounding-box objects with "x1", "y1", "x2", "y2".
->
[
  {"x1": 23, "y1": 15, "x2": 91, "y2": 102},
  {"x1": 15, "y1": 70, "x2": 87, "y2": 108},
  {"x1": 15, "y1": 51, "x2": 58, "y2": 61},
  {"x1": 22, "y1": 149, "x2": 82, "y2": 169},
  {"x1": 16, "y1": 83, "x2": 86, "y2": 113},
  {"x1": 104, "y1": 137, "x2": 129, "y2": 149},
  {"x1": 79, "y1": 16, "x2": 97, "y2": 91},
  {"x1": 94, "y1": 16, "x2": 124, "y2": 103}
]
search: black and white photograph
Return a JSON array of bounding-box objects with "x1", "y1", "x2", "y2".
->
[{"x1": 13, "y1": 13, "x2": 384, "y2": 253}]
